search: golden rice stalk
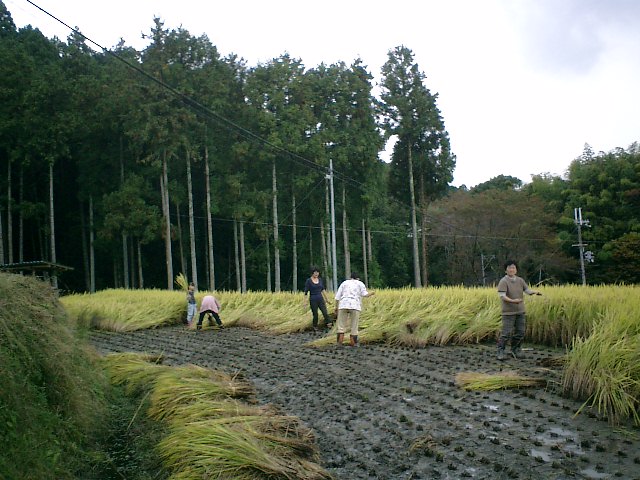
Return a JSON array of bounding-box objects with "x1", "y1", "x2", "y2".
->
[
  {"x1": 102, "y1": 352, "x2": 170, "y2": 395},
  {"x1": 159, "y1": 420, "x2": 332, "y2": 480},
  {"x1": 62, "y1": 288, "x2": 186, "y2": 331},
  {"x1": 455, "y1": 371, "x2": 547, "y2": 391},
  {"x1": 190, "y1": 415, "x2": 318, "y2": 459},
  {"x1": 165, "y1": 399, "x2": 278, "y2": 426},
  {"x1": 563, "y1": 327, "x2": 640, "y2": 425},
  {"x1": 175, "y1": 273, "x2": 189, "y2": 291},
  {"x1": 149, "y1": 369, "x2": 254, "y2": 421}
]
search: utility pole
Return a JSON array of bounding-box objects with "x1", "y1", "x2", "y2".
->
[
  {"x1": 573, "y1": 207, "x2": 591, "y2": 286},
  {"x1": 326, "y1": 160, "x2": 338, "y2": 290},
  {"x1": 480, "y1": 253, "x2": 495, "y2": 286}
]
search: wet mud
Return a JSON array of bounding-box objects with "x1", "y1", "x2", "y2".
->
[{"x1": 90, "y1": 326, "x2": 640, "y2": 480}]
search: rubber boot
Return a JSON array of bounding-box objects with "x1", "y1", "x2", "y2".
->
[
  {"x1": 349, "y1": 335, "x2": 359, "y2": 347},
  {"x1": 512, "y1": 346, "x2": 526, "y2": 359},
  {"x1": 511, "y1": 337, "x2": 525, "y2": 359},
  {"x1": 337, "y1": 333, "x2": 345, "y2": 346},
  {"x1": 497, "y1": 336, "x2": 506, "y2": 360}
]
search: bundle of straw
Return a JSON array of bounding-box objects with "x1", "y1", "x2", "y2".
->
[{"x1": 455, "y1": 371, "x2": 547, "y2": 391}]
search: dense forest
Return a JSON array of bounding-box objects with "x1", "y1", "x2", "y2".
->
[{"x1": 0, "y1": 3, "x2": 638, "y2": 293}]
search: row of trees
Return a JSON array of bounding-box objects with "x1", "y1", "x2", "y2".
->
[
  {"x1": 0, "y1": 3, "x2": 454, "y2": 292},
  {"x1": 427, "y1": 143, "x2": 640, "y2": 286},
  {"x1": 1, "y1": 3, "x2": 638, "y2": 292}
]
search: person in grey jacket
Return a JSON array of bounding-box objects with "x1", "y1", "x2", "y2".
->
[{"x1": 497, "y1": 260, "x2": 540, "y2": 360}]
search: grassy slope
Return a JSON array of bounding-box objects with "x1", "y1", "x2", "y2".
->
[
  {"x1": 0, "y1": 273, "x2": 108, "y2": 478},
  {"x1": 0, "y1": 273, "x2": 166, "y2": 479}
]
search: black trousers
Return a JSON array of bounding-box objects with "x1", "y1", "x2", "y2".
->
[
  {"x1": 197, "y1": 310, "x2": 222, "y2": 327},
  {"x1": 309, "y1": 297, "x2": 331, "y2": 327}
]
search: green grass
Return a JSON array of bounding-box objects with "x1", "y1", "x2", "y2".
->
[{"x1": 0, "y1": 273, "x2": 109, "y2": 479}]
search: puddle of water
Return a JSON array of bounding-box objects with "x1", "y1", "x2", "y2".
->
[{"x1": 483, "y1": 404, "x2": 499, "y2": 412}]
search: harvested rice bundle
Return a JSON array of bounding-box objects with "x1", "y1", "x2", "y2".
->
[
  {"x1": 165, "y1": 399, "x2": 278, "y2": 426},
  {"x1": 159, "y1": 419, "x2": 331, "y2": 480},
  {"x1": 149, "y1": 370, "x2": 254, "y2": 421},
  {"x1": 102, "y1": 352, "x2": 170, "y2": 395},
  {"x1": 455, "y1": 370, "x2": 547, "y2": 391}
]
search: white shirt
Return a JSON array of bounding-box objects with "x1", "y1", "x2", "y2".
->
[{"x1": 335, "y1": 279, "x2": 369, "y2": 311}]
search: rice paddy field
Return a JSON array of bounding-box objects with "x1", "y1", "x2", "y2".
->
[{"x1": 63, "y1": 285, "x2": 640, "y2": 479}]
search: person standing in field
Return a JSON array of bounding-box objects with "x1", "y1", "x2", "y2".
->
[
  {"x1": 186, "y1": 282, "x2": 197, "y2": 326},
  {"x1": 196, "y1": 294, "x2": 224, "y2": 330},
  {"x1": 497, "y1": 260, "x2": 540, "y2": 360},
  {"x1": 302, "y1": 266, "x2": 332, "y2": 332},
  {"x1": 334, "y1": 272, "x2": 374, "y2": 347}
]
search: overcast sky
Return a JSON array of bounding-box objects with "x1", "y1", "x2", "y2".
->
[{"x1": 6, "y1": 0, "x2": 640, "y2": 187}]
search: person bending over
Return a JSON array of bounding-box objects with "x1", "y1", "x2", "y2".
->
[{"x1": 196, "y1": 294, "x2": 224, "y2": 330}]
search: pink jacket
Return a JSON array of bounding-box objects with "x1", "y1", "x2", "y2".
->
[{"x1": 199, "y1": 295, "x2": 221, "y2": 313}]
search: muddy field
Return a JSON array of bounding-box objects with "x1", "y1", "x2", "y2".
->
[{"x1": 90, "y1": 326, "x2": 640, "y2": 480}]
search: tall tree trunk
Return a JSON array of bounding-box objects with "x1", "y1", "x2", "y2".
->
[
  {"x1": 407, "y1": 146, "x2": 421, "y2": 288},
  {"x1": 113, "y1": 259, "x2": 118, "y2": 288},
  {"x1": 176, "y1": 202, "x2": 186, "y2": 278},
  {"x1": 292, "y1": 193, "x2": 298, "y2": 292},
  {"x1": 342, "y1": 186, "x2": 351, "y2": 278},
  {"x1": 324, "y1": 181, "x2": 333, "y2": 290},
  {"x1": 7, "y1": 158, "x2": 13, "y2": 263},
  {"x1": 233, "y1": 218, "x2": 241, "y2": 291},
  {"x1": 204, "y1": 144, "x2": 215, "y2": 290},
  {"x1": 204, "y1": 217, "x2": 210, "y2": 287},
  {"x1": 137, "y1": 239, "x2": 144, "y2": 288},
  {"x1": 129, "y1": 236, "x2": 136, "y2": 289},
  {"x1": 419, "y1": 173, "x2": 429, "y2": 287},
  {"x1": 122, "y1": 233, "x2": 129, "y2": 288},
  {"x1": 80, "y1": 201, "x2": 90, "y2": 291},
  {"x1": 0, "y1": 207, "x2": 4, "y2": 264},
  {"x1": 48, "y1": 162, "x2": 58, "y2": 290},
  {"x1": 19, "y1": 165, "x2": 24, "y2": 262},
  {"x1": 367, "y1": 217, "x2": 372, "y2": 263},
  {"x1": 266, "y1": 233, "x2": 272, "y2": 292},
  {"x1": 320, "y1": 222, "x2": 329, "y2": 290},
  {"x1": 240, "y1": 220, "x2": 247, "y2": 293},
  {"x1": 39, "y1": 219, "x2": 45, "y2": 261},
  {"x1": 0, "y1": 164, "x2": 5, "y2": 264},
  {"x1": 186, "y1": 149, "x2": 198, "y2": 289},
  {"x1": 120, "y1": 137, "x2": 129, "y2": 288},
  {"x1": 89, "y1": 195, "x2": 95, "y2": 293},
  {"x1": 362, "y1": 215, "x2": 368, "y2": 285},
  {"x1": 161, "y1": 152, "x2": 173, "y2": 290},
  {"x1": 272, "y1": 161, "x2": 281, "y2": 292}
]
